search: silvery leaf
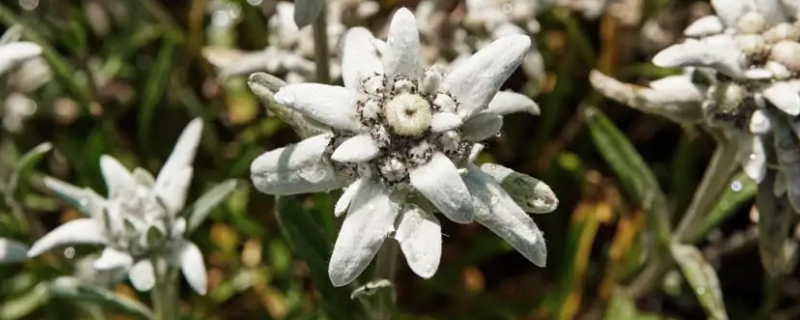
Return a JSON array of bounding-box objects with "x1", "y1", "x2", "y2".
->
[
  {"x1": 0, "y1": 238, "x2": 28, "y2": 264},
  {"x1": 186, "y1": 179, "x2": 238, "y2": 234},
  {"x1": 50, "y1": 276, "x2": 154, "y2": 319},
  {"x1": 293, "y1": 0, "x2": 325, "y2": 29},
  {"x1": 479, "y1": 163, "x2": 558, "y2": 213}
]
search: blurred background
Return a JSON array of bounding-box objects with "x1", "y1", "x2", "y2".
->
[{"x1": 0, "y1": 0, "x2": 782, "y2": 319}]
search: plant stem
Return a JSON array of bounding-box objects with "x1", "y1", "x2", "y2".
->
[
  {"x1": 373, "y1": 241, "x2": 399, "y2": 320},
  {"x1": 312, "y1": 1, "x2": 330, "y2": 84},
  {"x1": 625, "y1": 138, "x2": 738, "y2": 298},
  {"x1": 152, "y1": 259, "x2": 179, "y2": 320}
]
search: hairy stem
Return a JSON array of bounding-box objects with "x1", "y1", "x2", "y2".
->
[
  {"x1": 312, "y1": 2, "x2": 330, "y2": 84},
  {"x1": 152, "y1": 259, "x2": 179, "y2": 320},
  {"x1": 626, "y1": 137, "x2": 738, "y2": 298},
  {"x1": 373, "y1": 241, "x2": 399, "y2": 320}
]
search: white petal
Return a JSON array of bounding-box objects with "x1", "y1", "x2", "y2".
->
[
  {"x1": 382, "y1": 8, "x2": 424, "y2": 82},
  {"x1": 274, "y1": 84, "x2": 363, "y2": 132},
  {"x1": 461, "y1": 113, "x2": 503, "y2": 141},
  {"x1": 409, "y1": 152, "x2": 473, "y2": 223},
  {"x1": 684, "y1": 16, "x2": 725, "y2": 37},
  {"x1": 155, "y1": 118, "x2": 203, "y2": 213},
  {"x1": 93, "y1": 248, "x2": 133, "y2": 270},
  {"x1": 739, "y1": 134, "x2": 767, "y2": 183},
  {"x1": 28, "y1": 218, "x2": 106, "y2": 257},
  {"x1": 430, "y1": 112, "x2": 463, "y2": 132},
  {"x1": 652, "y1": 39, "x2": 745, "y2": 78},
  {"x1": 0, "y1": 238, "x2": 29, "y2": 264},
  {"x1": 43, "y1": 176, "x2": 106, "y2": 217},
  {"x1": 394, "y1": 204, "x2": 441, "y2": 278},
  {"x1": 754, "y1": 0, "x2": 788, "y2": 25},
  {"x1": 342, "y1": 27, "x2": 383, "y2": 90},
  {"x1": 128, "y1": 260, "x2": 156, "y2": 292},
  {"x1": 486, "y1": 91, "x2": 540, "y2": 116},
  {"x1": 132, "y1": 168, "x2": 156, "y2": 187},
  {"x1": 463, "y1": 165, "x2": 547, "y2": 266},
  {"x1": 468, "y1": 143, "x2": 485, "y2": 163},
  {"x1": 100, "y1": 155, "x2": 135, "y2": 198},
  {"x1": 335, "y1": 177, "x2": 366, "y2": 217},
  {"x1": 173, "y1": 241, "x2": 208, "y2": 295},
  {"x1": 331, "y1": 134, "x2": 380, "y2": 162},
  {"x1": 0, "y1": 42, "x2": 42, "y2": 76},
  {"x1": 749, "y1": 109, "x2": 772, "y2": 134},
  {"x1": 710, "y1": 0, "x2": 748, "y2": 27},
  {"x1": 480, "y1": 163, "x2": 559, "y2": 214},
  {"x1": 329, "y1": 181, "x2": 398, "y2": 287},
  {"x1": 250, "y1": 134, "x2": 343, "y2": 195},
  {"x1": 444, "y1": 34, "x2": 531, "y2": 120},
  {"x1": 763, "y1": 82, "x2": 800, "y2": 116}
]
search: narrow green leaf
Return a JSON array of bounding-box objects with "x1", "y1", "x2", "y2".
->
[
  {"x1": 584, "y1": 107, "x2": 671, "y2": 247},
  {"x1": 50, "y1": 277, "x2": 154, "y2": 320},
  {"x1": 670, "y1": 243, "x2": 729, "y2": 320},
  {"x1": 691, "y1": 172, "x2": 757, "y2": 243},
  {"x1": 186, "y1": 179, "x2": 239, "y2": 233},
  {"x1": 8, "y1": 142, "x2": 51, "y2": 196},
  {"x1": 137, "y1": 39, "x2": 177, "y2": 144},
  {"x1": 275, "y1": 196, "x2": 355, "y2": 320},
  {"x1": 756, "y1": 171, "x2": 794, "y2": 276},
  {"x1": 603, "y1": 290, "x2": 671, "y2": 320},
  {"x1": 0, "y1": 283, "x2": 50, "y2": 320}
]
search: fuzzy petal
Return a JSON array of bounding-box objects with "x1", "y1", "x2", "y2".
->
[
  {"x1": 331, "y1": 134, "x2": 380, "y2": 162},
  {"x1": 250, "y1": 134, "x2": 343, "y2": 195},
  {"x1": 463, "y1": 165, "x2": 547, "y2": 266},
  {"x1": 684, "y1": 16, "x2": 725, "y2": 37},
  {"x1": 763, "y1": 82, "x2": 800, "y2": 116},
  {"x1": 28, "y1": 218, "x2": 105, "y2": 257},
  {"x1": 155, "y1": 118, "x2": 203, "y2": 213},
  {"x1": 461, "y1": 113, "x2": 503, "y2": 141},
  {"x1": 409, "y1": 152, "x2": 473, "y2": 223},
  {"x1": 394, "y1": 204, "x2": 441, "y2": 278},
  {"x1": 100, "y1": 156, "x2": 136, "y2": 199},
  {"x1": 430, "y1": 112, "x2": 463, "y2": 132},
  {"x1": 274, "y1": 84, "x2": 363, "y2": 132},
  {"x1": 43, "y1": 177, "x2": 106, "y2": 217},
  {"x1": 0, "y1": 238, "x2": 29, "y2": 264},
  {"x1": 739, "y1": 134, "x2": 767, "y2": 183},
  {"x1": 652, "y1": 38, "x2": 745, "y2": 78},
  {"x1": 329, "y1": 181, "x2": 398, "y2": 287},
  {"x1": 486, "y1": 91, "x2": 540, "y2": 116},
  {"x1": 93, "y1": 248, "x2": 133, "y2": 270},
  {"x1": 710, "y1": 0, "x2": 749, "y2": 27},
  {"x1": 382, "y1": 8, "x2": 424, "y2": 83},
  {"x1": 334, "y1": 177, "x2": 367, "y2": 217},
  {"x1": 480, "y1": 163, "x2": 559, "y2": 214},
  {"x1": 128, "y1": 260, "x2": 156, "y2": 292},
  {"x1": 342, "y1": 28, "x2": 383, "y2": 90},
  {"x1": 444, "y1": 35, "x2": 531, "y2": 120},
  {"x1": 749, "y1": 109, "x2": 772, "y2": 134},
  {"x1": 0, "y1": 42, "x2": 42, "y2": 76},
  {"x1": 169, "y1": 241, "x2": 208, "y2": 295}
]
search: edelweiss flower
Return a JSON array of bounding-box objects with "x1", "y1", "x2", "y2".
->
[
  {"x1": 251, "y1": 8, "x2": 558, "y2": 286},
  {"x1": 591, "y1": 0, "x2": 800, "y2": 212},
  {"x1": 28, "y1": 119, "x2": 208, "y2": 294},
  {"x1": 0, "y1": 26, "x2": 44, "y2": 133}
]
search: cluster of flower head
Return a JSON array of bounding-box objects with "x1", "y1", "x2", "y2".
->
[
  {"x1": 591, "y1": 0, "x2": 800, "y2": 213},
  {"x1": 250, "y1": 8, "x2": 559, "y2": 287}
]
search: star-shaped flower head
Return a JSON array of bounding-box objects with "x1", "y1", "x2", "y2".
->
[
  {"x1": 591, "y1": 0, "x2": 800, "y2": 212},
  {"x1": 28, "y1": 119, "x2": 209, "y2": 295},
  {"x1": 250, "y1": 8, "x2": 558, "y2": 287}
]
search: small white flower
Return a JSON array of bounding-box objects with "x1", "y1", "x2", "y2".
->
[
  {"x1": 251, "y1": 8, "x2": 557, "y2": 287},
  {"x1": 28, "y1": 119, "x2": 209, "y2": 295}
]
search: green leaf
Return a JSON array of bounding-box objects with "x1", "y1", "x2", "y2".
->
[
  {"x1": 8, "y1": 142, "x2": 51, "y2": 196},
  {"x1": 49, "y1": 277, "x2": 154, "y2": 320},
  {"x1": 584, "y1": 107, "x2": 671, "y2": 248},
  {"x1": 756, "y1": 171, "x2": 794, "y2": 276},
  {"x1": 275, "y1": 196, "x2": 355, "y2": 320},
  {"x1": 670, "y1": 243, "x2": 729, "y2": 320},
  {"x1": 137, "y1": 39, "x2": 177, "y2": 145},
  {"x1": 186, "y1": 179, "x2": 239, "y2": 234},
  {"x1": 603, "y1": 290, "x2": 672, "y2": 320},
  {"x1": 0, "y1": 283, "x2": 50, "y2": 320},
  {"x1": 691, "y1": 172, "x2": 757, "y2": 243}
]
